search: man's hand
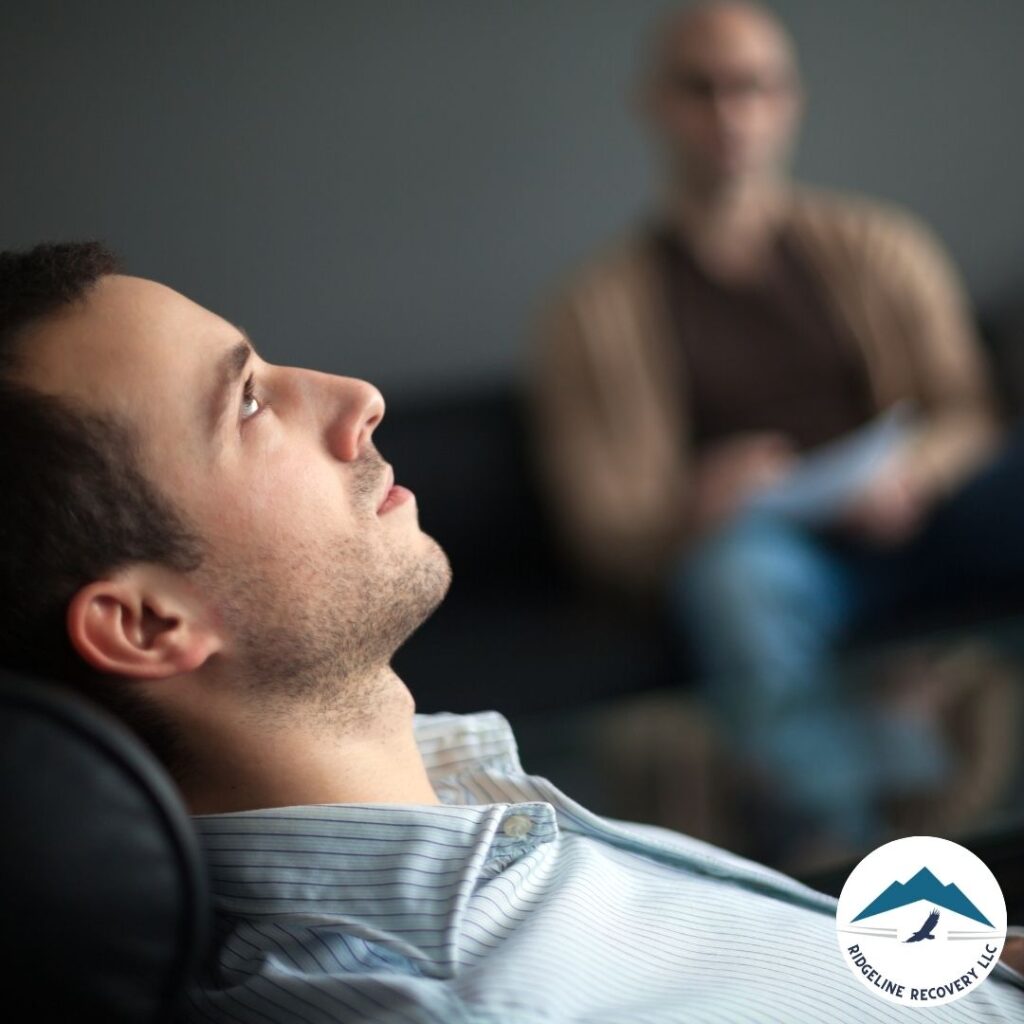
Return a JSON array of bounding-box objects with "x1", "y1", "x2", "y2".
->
[
  {"x1": 691, "y1": 432, "x2": 797, "y2": 534},
  {"x1": 840, "y1": 453, "x2": 930, "y2": 546}
]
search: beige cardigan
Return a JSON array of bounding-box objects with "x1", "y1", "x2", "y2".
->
[{"x1": 527, "y1": 188, "x2": 1001, "y2": 593}]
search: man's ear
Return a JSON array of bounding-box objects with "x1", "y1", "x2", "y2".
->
[{"x1": 67, "y1": 565, "x2": 222, "y2": 680}]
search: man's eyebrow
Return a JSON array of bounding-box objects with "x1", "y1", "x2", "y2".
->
[{"x1": 208, "y1": 330, "x2": 255, "y2": 438}]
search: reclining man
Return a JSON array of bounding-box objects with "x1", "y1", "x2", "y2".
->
[{"x1": 0, "y1": 242, "x2": 1021, "y2": 1020}]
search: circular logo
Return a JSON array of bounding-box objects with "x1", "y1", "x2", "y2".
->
[{"x1": 836, "y1": 836, "x2": 1006, "y2": 1007}]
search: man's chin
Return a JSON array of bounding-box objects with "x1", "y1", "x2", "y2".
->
[
  {"x1": 392, "y1": 534, "x2": 452, "y2": 649},
  {"x1": 419, "y1": 535, "x2": 453, "y2": 617}
]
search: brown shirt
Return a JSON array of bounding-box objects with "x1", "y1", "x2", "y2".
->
[{"x1": 651, "y1": 223, "x2": 875, "y2": 453}]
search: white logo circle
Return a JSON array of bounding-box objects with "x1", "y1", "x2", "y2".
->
[{"x1": 836, "y1": 835, "x2": 1006, "y2": 1007}]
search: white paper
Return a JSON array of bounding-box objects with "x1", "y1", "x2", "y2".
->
[{"x1": 744, "y1": 403, "x2": 915, "y2": 526}]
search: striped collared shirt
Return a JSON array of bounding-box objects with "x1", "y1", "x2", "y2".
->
[{"x1": 187, "y1": 711, "x2": 1024, "y2": 1023}]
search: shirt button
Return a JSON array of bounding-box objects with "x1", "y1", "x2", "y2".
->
[{"x1": 502, "y1": 814, "x2": 533, "y2": 838}]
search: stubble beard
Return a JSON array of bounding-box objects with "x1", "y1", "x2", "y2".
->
[{"x1": 211, "y1": 524, "x2": 452, "y2": 730}]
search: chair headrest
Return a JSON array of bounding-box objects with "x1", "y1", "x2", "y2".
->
[{"x1": 0, "y1": 672, "x2": 209, "y2": 1023}]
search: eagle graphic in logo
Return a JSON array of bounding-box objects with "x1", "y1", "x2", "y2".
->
[{"x1": 904, "y1": 907, "x2": 940, "y2": 943}]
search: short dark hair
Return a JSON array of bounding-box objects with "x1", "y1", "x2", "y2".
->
[{"x1": 0, "y1": 242, "x2": 203, "y2": 767}]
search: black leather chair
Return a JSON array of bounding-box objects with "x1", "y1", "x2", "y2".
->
[{"x1": 0, "y1": 672, "x2": 209, "y2": 1022}]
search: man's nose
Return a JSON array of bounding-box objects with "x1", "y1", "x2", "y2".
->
[
  {"x1": 322, "y1": 375, "x2": 385, "y2": 462},
  {"x1": 709, "y1": 90, "x2": 748, "y2": 127}
]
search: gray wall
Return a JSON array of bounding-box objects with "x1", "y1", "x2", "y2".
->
[{"x1": 3, "y1": 1, "x2": 1023, "y2": 397}]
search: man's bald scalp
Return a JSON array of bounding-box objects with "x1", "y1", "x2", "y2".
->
[{"x1": 646, "y1": 1, "x2": 800, "y2": 85}]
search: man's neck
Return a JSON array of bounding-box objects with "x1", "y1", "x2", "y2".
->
[
  {"x1": 177, "y1": 667, "x2": 441, "y2": 815},
  {"x1": 669, "y1": 174, "x2": 789, "y2": 281}
]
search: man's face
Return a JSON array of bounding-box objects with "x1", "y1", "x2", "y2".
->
[
  {"x1": 648, "y1": 8, "x2": 801, "y2": 188},
  {"x1": 22, "y1": 274, "x2": 451, "y2": 708}
]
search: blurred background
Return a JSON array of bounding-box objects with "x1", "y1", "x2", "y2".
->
[
  {"x1": 4, "y1": 0, "x2": 1024, "y2": 892},
  {"x1": 3, "y1": 0, "x2": 1024, "y2": 387}
]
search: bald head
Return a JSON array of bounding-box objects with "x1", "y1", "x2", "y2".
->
[
  {"x1": 650, "y1": 2, "x2": 799, "y2": 86},
  {"x1": 643, "y1": 2, "x2": 803, "y2": 190}
]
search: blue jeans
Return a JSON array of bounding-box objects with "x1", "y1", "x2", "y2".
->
[{"x1": 665, "y1": 425, "x2": 1024, "y2": 847}]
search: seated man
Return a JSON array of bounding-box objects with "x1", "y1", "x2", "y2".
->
[
  {"x1": 0, "y1": 242, "x2": 1020, "y2": 1021},
  {"x1": 529, "y1": 1, "x2": 1020, "y2": 858}
]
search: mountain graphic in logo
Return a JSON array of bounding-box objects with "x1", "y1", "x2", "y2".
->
[{"x1": 852, "y1": 866, "x2": 993, "y2": 927}]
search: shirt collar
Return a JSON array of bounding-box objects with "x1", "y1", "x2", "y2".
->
[
  {"x1": 412, "y1": 709, "x2": 524, "y2": 781},
  {"x1": 191, "y1": 712, "x2": 554, "y2": 977}
]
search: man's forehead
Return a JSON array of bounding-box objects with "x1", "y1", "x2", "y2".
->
[
  {"x1": 659, "y1": 4, "x2": 796, "y2": 76},
  {"x1": 17, "y1": 273, "x2": 234, "y2": 417}
]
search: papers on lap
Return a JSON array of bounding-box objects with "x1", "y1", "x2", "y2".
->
[{"x1": 746, "y1": 403, "x2": 915, "y2": 527}]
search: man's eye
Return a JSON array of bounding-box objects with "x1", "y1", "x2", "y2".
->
[{"x1": 241, "y1": 374, "x2": 262, "y2": 420}]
